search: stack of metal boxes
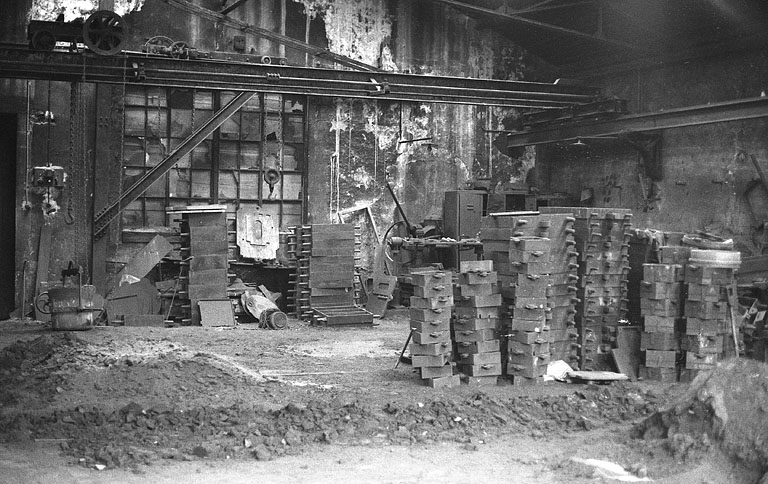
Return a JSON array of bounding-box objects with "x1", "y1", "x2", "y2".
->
[
  {"x1": 286, "y1": 225, "x2": 312, "y2": 320},
  {"x1": 480, "y1": 212, "x2": 579, "y2": 383},
  {"x1": 409, "y1": 268, "x2": 459, "y2": 388},
  {"x1": 168, "y1": 205, "x2": 229, "y2": 326},
  {"x1": 639, "y1": 263, "x2": 684, "y2": 381},
  {"x1": 505, "y1": 236, "x2": 553, "y2": 382},
  {"x1": 287, "y1": 224, "x2": 373, "y2": 326},
  {"x1": 542, "y1": 208, "x2": 632, "y2": 371},
  {"x1": 681, "y1": 249, "x2": 740, "y2": 379},
  {"x1": 540, "y1": 215, "x2": 581, "y2": 368},
  {"x1": 453, "y1": 260, "x2": 502, "y2": 386}
]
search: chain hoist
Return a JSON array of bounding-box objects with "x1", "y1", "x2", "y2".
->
[{"x1": 66, "y1": 82, "x2": 77, "y2": 226}]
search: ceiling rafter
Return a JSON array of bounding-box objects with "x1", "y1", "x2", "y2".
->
[
  {"x1": 220, "y1": 0, "x2": 251, "y2": 15},
  {"x1": 425, "y1": 0, "x2": 651, "y2": 53},
  {"x1": 508, "y1": 0, "x2": 595, "y2": 16}
]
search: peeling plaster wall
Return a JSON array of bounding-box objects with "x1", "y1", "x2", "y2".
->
[
  {"x1": 304, "y1": 0, "x2": 548, "y2": 272},
  {"x1": 536, "y1": 49, "x2": 768, "y2": 255},
  {"x1": 28, "y1": 0, "x2": 144, "y2": 21}
]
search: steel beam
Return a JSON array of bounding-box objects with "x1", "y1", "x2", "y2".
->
[
  {"x1": 220, "y1": 0, "x2": 250, "y2": 15},
  {"x1": 425, "y1": 0, "x2": 647, "y2": 53},
  {"x1": 92, "y1": 91, "x2": 257, "y2": 239},
  {"x1": 0, "y1": 46, "x2": 600, "y2": 108},
  {"x1": 506, "y1": 96, "x2": 768, "y2": 147},
  {"x1": 164, "y1": 0, "x2": 379, "y2": 72}
]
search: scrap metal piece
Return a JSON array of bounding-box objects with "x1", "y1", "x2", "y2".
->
[
  {"x1": 198, "y1": 298, "x2": 235, "y2": 327},
  {"x1": 236, "y1": 206, "x2": 279, "y2": 260},
  {"x1": 241, "y1": 291, "x2": 288, "y2": 329}
]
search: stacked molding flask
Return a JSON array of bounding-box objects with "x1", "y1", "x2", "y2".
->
[
  {"x1": 409, "y1": 269, "x2": 460, "y2": 388},
  {"x1": 505, "y1": 236, "x2": 553, "y2": 381},
  {"x1": 168, "y1": 206, "x2": 230, "y2": 326},
  {"x1": 682, "y1": 249, "x2": 740, "y2": 379},
  {"x1": 286, "y1": 224, "x2": 372, "y2": 326},
  {"x1": 453, "y1": 260, "x2": 503, "y2": 386},
  {"x1": 639, "y1": 263, "x2": 685, "y2": 382},
  {"x1": 480, "y1": 212, "x2": 580, "y2": 383},
  {"x1": 638, "y1": 243, "x2": 740, "y2": 381},
  {"x1": 541, "y1": 208, "x2": 632, "y2": 371}
]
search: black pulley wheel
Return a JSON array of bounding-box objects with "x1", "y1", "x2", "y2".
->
[{"x1": 83, "y1": 10, "x2": 126, "y2": 55}]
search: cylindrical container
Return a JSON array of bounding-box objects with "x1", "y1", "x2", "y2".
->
[{"x1": 46, "y1": 286, "x2": 98, "y2": 331}]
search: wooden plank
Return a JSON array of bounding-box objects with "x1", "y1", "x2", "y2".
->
[
  {"x1": 187, "y1": 225, "x2": 227, "y2": 241},
  {"x1": 188, "y1": 269, "x2": 228, "y2": 285},
  {"x1": 198, "y1": 299, "x2": 235, "y2": 327},
  {"x1": 167, "y1": 204, "x2": 227, "y2": 214},
  {"x1": 567, "y1": 370, "x2": 629, "y2": 381},
  {"x1": 122, "y1": 229, "x2": 181, "y2": 245},
  {"x1": 190, "y1": 254, "x2": 228, "y2": 272},
  {"x1": 106, "y1": 279, "x2": 161, "y2": 320},
  {"x1": 611, "y1": 348, "x2": 636, "y2": 381},
  {"x1": 118, "y1": 235, "x2": 173, "y2": 282},
  {"x1": 189, "y1": 238, "x2": 229, "y2": 254},
  {"x1": 309, "y1": 279, "x2": 354, "y2": 289},
  {"x1": 188, "y1": 283, "x2": 227, "y2": 301},
  {"x1": 311, "y1": 247, "x2": 357, "y2": 257}
]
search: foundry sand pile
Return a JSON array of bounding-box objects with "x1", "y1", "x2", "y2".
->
[
  {"x1": 635, "y1": 357, "x2": 768, "y2": 481},
  {"x1": 0, "y1": 332, "x2": 664, "y2": 470}
]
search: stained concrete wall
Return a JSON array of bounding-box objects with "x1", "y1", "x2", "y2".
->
[
  {"x1": 535, "y1": 49, "x2": 768, "y2": 255},
  {"x1": 2, "y1": 0, "x2": 546, "y2": 312},
  {"x1": 304, "y1": 0, "x2": 549, "y2": 271}
]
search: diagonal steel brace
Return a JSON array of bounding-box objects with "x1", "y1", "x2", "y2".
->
[{"x1": 93, "y1": 91, "x2": 257, "y2": 239}]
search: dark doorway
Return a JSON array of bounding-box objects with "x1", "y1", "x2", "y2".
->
[{"x1": 0, "y1": 114, "x2": 17, "y2": 320}]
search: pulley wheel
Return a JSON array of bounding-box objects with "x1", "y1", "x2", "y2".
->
[
  {"x1": 143, "y1": 35, "x2": 174, "y2": 54},
  {"x1": 30, "y1": 30, "x2": 56, "y2": 51},
  {"x1": 83, "y1": 10, "x2": 127, "y2": 56},
  {"x1": 170, "y1": 41, "x2": 190, "y2": 59}
]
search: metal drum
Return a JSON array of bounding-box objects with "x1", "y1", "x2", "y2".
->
[{"x1": 38, "y1": 285, "x2": 101, "y2": 331}]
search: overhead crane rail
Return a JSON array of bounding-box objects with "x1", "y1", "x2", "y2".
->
[{"x1": 0, "y1": 44, "x2": 601, "y2": 108}]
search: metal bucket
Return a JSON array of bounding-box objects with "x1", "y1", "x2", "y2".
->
[{"x1": 38, "y1": 285, "x2": 101, "y2": 331}]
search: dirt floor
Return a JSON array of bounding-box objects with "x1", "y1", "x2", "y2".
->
[{"x1": 0, "y1": 311, "x2": 765, "y2": 484}]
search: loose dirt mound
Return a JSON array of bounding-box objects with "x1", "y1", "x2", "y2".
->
[
  {"x1": 635, "y1": 358, "x2": 768, "y2": 480},
  {"x1": 0, "y1": 333, "x2": 663, "y2": 470},
  {"x1": 1, "y1": 383, "x2": 661, "y2": 469}
]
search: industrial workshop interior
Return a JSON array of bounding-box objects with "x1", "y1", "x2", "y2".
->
[{"x1": 1, "y1": 0, "x2": 768, "y2": 482}]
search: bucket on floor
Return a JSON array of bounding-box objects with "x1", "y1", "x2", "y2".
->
[{"x1": 37, "y1": 285, "x2": 102, "y2": 331}]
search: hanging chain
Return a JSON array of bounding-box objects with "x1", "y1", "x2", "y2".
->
[
  {"x1": 77, "y1": 82, "x2": 87, "y2": 275},
  {"x1": 118, "y1": 54, "x2": 126, "y2": 223},
  {"x1": 66, "y1": 82, "x2": 77, "y2": 226}
]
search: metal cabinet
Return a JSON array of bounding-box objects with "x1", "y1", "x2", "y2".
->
[{"x1": 443, "y1": 190, "x2": 485, "y2": 240}]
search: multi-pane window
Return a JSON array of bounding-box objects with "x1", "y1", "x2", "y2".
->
[{"x1": 121, "y1": 87, "x2": 306, "y2": 236}]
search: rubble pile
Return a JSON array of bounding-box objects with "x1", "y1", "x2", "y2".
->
[
  {"x1": 0, "y1": 334, "x2": 87, "y2": 407},
  {"x1": 1, "y1": 333, "x2": 663, "y2": 471},
  {"x1": 1, "y1": 380, "x2": 661, "y2": 469},
  {"x1": 635, "y1": 358, "x2": 768, "y2": 478}
]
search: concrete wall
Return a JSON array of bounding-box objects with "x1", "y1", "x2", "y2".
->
[
  {"x1": 535, "y1": 49, "x2": 768, "y2": 255},
  {"x1": 2, "y1": 0, "x2": 547, "y2": 312},
  {"x1": 304, "y1": 0, "x2": 549, "y2": 270}
]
